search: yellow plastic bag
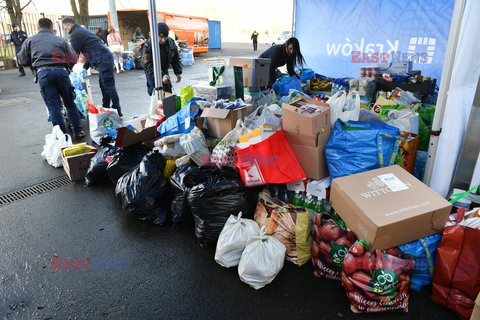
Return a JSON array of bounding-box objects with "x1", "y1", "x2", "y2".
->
[
  {"x1": 163, "y1": 160, "x2": 176, "y2": 179},
  {"x1": 179, "y1": 85, "x2": 194, "y2": 108},
  {"x1": 62, "y1": 143, "x2": 96, "y2": 157}
]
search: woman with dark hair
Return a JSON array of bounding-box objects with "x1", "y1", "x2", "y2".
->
[{"x1": 259, "y1": 37, "x2": 305, "y2": 87}]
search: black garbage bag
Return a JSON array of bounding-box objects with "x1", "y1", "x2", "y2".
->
[
  {"x1": 85, "y1": 145, "x2": 118, "y2": 186},
  {"x1": 187, "y1": 166, "x2": 256, "y2": 246},
  {"x1": 169, "y1": 165, "x2": 203, "y2": 225},
  {"x1": 107, "y1": 144, "x2": 150, "y2": 184},
  {"x1": 115, "y1": 150, "x2": 171, "y2": 224}
]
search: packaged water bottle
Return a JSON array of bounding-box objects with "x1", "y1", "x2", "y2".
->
[
  {"x1": 314, "y1": 198, "x2": 325, "y2": 213},
  {"x1": 291, "y1": 191, "x2": 303, "y2": 207},
  {"x1": 305, "y1": 194, "x2": 317, "y2": 211}
]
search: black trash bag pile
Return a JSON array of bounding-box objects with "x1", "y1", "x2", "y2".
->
[
  {"x1": 107, "y1": 144, "x2": 150, "y2": 184},
  {"x1": 169, "y1": 165, "x2": 204, "y2": 225},
  {"x1": 185, "y1": 166, "x2": 256, "y2": 246},
  {"x1": 115, "y1": 150, "x2": 171, "y2": 225},
  {"x1": 85, "y1": 144, "x2": 118, "y2": 186}
]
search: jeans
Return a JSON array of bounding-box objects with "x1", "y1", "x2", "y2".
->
[
  {"x1": 98, "y1": 63, "x2": 121, "y2": 111},
  {"x1": 253, "y1": 41, "x2": 258, "y2": 51},
  {"x1": 145, "y1": 71, "x2": 172, "y2": 95},
  {"x1": 38, "y1": 68, "x2": 82, "y2": 135}
]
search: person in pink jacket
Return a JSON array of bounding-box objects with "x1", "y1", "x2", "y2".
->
[{"x1": 107, "y1": 26, "x2": 124, "y2": 73}]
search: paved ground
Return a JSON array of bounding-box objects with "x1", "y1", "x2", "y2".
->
[{"x1": 0, "y1": 43, "x2": 458, "y2": 320}]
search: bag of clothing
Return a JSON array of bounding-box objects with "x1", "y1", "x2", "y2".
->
[
  {"x1": 157, "y1": 99, "x2": 201, "y2": 137},
  {"x1": 325, "y1": 120, "x2": 401, "y2": 180},
  {"x1": 85, "y1": 144, "x2": 118, "y2": 186},
  {"x1": 328, "y1": 90, "x2": 361, "y2": 126},
  {"x1": 41, "y1": 125, "x2": 73, "y2": 168},
  {"x1": 215, "y1": 212, "x2": 260, "y2": 268},
  {"x1": 187, "y1": 167, "x2": 256, "y2": 246},
  {"x1": 115, "y1": 151, "x2": 170, "y2": 224},
  {"x1": 254, "y1": 191, "x2": 311, "y2": 266},
  {"x1": 272, "y1": 75, "x2": 302, "y2": 96},
  {"x1": 106, "y1": 144, "x2": 150, "y2": 184},
  {"x1": 238, "y1": 226, "x2": 286, "y2": 290}
]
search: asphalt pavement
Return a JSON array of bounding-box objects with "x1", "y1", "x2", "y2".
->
[{"x1": 0, "y1": 42, "x2": 458, "y2": 320}]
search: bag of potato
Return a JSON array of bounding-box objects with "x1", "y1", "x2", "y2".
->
[
  {"x1": 311, "y1": 212, "x2": 357, "y2": 280},
  {"x1": 254, "y1": 191, "x2": 311, "y2": 266},
  {"x1": 342, "y1": 240, "x2": 415, "y2": 313}
]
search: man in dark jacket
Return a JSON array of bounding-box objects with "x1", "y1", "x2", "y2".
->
[
  {"x1": 62, "y1": 17, "x2": 122, "y2": 117},
  {"x1": 251, "y1": 30, "x2": 259, "y2": 51},
  {"x1": 18, "y1": 18, "x2": 84, "y2": 139},
  {"x1": 10, "y1": 23, "x2": 28, "y2": 76},
  {"x1": 142, "y1": 23, "x2": 182, "y2": 95}
]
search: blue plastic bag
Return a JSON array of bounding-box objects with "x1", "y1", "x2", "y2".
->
[
  {"x1": 399, "y1": 234, "x2": 442, "y2": 291},
  {"x1": 157, "y1": 98, "x2": 201, "y2": 137},
  {"x1": 325, "y1": 120, "x2": 401, "y2": 180},
  {"x1": 272, "y1": 75, "x2": 302, "y2": 96},
  {"x1": 123, "y1": 58, "x2": 135, "y2": 70},
  {"x1": 298, "y1": 68, "x2": 314, "y2": 83}
]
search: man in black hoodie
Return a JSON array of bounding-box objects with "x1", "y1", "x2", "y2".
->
[
  {"x1": 142, "y1": 23, "x2": 182, "y2": 95},
  {"x1": 62, "y1": 17, "x2": 123, "y2": 117}
]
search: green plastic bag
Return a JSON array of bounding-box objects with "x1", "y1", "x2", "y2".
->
[
  {"x1": 413, "y1": 104, "x2": 436, "y2": 151},
  {"x1": 179, "y1": 85, "x2": 194, "y2": 108},
  {"x1": 378, "y1": 104, "x2": 406, "y2": 119}
]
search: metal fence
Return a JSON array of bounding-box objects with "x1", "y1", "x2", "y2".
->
[{"x1": 0, "y1": 11, "x2": 64, "y2": 58}]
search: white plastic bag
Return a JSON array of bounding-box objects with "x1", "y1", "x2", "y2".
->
[
  {"x1": 215, "y1": 212, "x2": 260, "y2": 268},
  {"x1": 178, "y1": 127, "x2": 211, "y2": 167},
  {"x1": 257, "y1": 89, "x2": 278, "y2": 107},
  {"x1": 386, "y1": 109, "x2": 420, "y2": 134},
  {"x1": 244, "y1": 106, "x2": 282, "y2": 130},
  {"x1": 328, "y1": 90, "x2": 360, "y2": 125},
  {"x1": 41, "y1": 125, "x2": 73, "y2": 168},
  {"x1": 238, "y1": 226, "x2": 286, "y2": 290},
  {"x1": 153, "y1": 134, "x2": 185, "y2": 159},
  {"x1": 88, "y1": 107, "x2": 122, "y2": 145},
  {"x1": 211, "y1": 120, "x2": 248, "y2": 167}
]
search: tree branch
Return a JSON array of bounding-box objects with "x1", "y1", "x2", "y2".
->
[
  {"x1": 20, "y1": 0, "x2": 33, "y2": 10},
  {"x1": 70, "y1": 0, "x2": 79, "y2": 17}
]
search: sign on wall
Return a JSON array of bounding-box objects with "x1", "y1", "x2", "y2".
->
[{"x1": 295, "y1": 0, "x2": 455, "y2": 82}]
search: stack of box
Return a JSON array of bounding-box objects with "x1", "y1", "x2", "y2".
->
[
  {"x1": 228, "y1": 57, "x2": 271, "y2": 88},
  {"x1": 282, "y1": 97, "x2": 331, "y2": 180}
]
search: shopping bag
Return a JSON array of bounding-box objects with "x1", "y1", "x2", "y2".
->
[
  {"x1": 272, "y1": 75, "x2": 302, "y2": 96},
  {"x1": 342, "y1": 241, "x2": 415, "y2": 313},
  {"x1": 386, "y1": 109, "x2": 419, "y2": 134},
  {"x1": 432, "y1": 208, "x2": 480, "y2": 319},
  {"x1": 157, "y1": 99, "x2": 200, "y2": 137},
  {"x1": 209, "y1": 65, "x2": 235, "y2": 88},
  {"x1": 235, "y1": 130, "x2": 306, "y2": 186},
  {"x1": 412, "y1": 104, "x2": 436, "y2": 151},
  {"x1": 215, "y1": 212, "x2": 260, "y2": 268},
  {"x1": 211, "y1": 120, "x2": 249, "y2": 167},
  {"x1": 256, "y1": 89, "x2": 278, "y2": 107},
  {"x1": 88, "y1": 106, "x2": 122, "y2": 145},
  {"x1": 179, "y1": 85, "x2": 194, "y2": 108},
  {"x1": 41, "y1": 125, "x2": 73, "y2": 168},
  {"x1": 398, "y1": 234, "x2": 442, "y2": 292},
  {"x1": 244, "y1": 105, "x2": 282, "y2": 130},
  {"x1": 325, "y1": 120, "x2": 401, "y2": 180},
  {"x1": 254, "y1": 191, "x2": 312, "y2": 266},
  {"x1": 328, "y1": 90, "x2": 361, "y2": 126},
  {"x1": 311, "y1": 212, "x2": 357, "y2": 280},
  {"x1": 238, "y1": 226, "x2": 286, "y2": 290},
  {"x1": 297, "y1": 68, "x2": 315, "y2": 83},
  {"x1": 396, "y1": 132, "x2": 419, "y2": 173}
]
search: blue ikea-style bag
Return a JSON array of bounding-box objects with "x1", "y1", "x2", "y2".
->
[
  {"x1": 325, "y1": 120, "x2": 401, "y2": 180},
  {"x1": 157, "y1": 98, "x2": 202, "y2": 137},
  {"x1": 123, "y1": 58, "x2": 135, "y2": 70},
  {"x1": 272, "y1": 75, "x2": 302, "y2": 96},
  {"x1": 399, "y1": 234, "x2": 442, "y2": 291},
  {"x1": 298, "y1": 68, "x2": 315, "y2": 83}
]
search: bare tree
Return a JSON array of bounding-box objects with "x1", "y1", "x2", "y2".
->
[
  {"x1": 70, "y1": 0, "x2": 89, "y2": 27},
  {"x1": 0, "y1": 0, "x2": 34, "y2": 27}
]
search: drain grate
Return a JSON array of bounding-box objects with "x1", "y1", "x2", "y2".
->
[{"x1": 0, "y1": 176, "x2": 71, "y2": 206}]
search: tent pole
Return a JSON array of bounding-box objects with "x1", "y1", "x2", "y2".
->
[{"x1": 147, "y1": 0, "x2": 164, "y2": 100}]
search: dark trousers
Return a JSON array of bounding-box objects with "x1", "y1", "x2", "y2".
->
[
  {"x1": 98, "y1": 64, "x2": 121, "y2": 112},
  {"x1": 38, "y1": 68, "x2": 82, "y2": 134},
  {"x1": 15, "y1": 48, "x2": 25, "y2": 75},
  {"x1": 146, "y1": 71, "x2": 172, "y2": 96},
  {"x1": 253, "y1": 41, "x2": 258, "y2": 51}
]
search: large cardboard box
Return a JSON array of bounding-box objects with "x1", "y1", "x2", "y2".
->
[
  {"x1": 229, "y1": 57, "x2": 271, "y2": 88},
  {"x1": 471, "y1": 293, "x2": 480, "y2": 320},
  {"x1": 282, "y1": 97, "x2": 331, "y2": 137},
  {"x1": 200, "y1": 106, "x2": 248, "y2": 139},
  {"x1": 61, "y1": 148, "x2": 96, "y2": 181},
  {"x1": 115, "y1": 115, "x2": 158, "y2": 148},
  {"x1": 285, "y1": 133, "x2": 329, "y2": 180},
  {"x1": 330, "y1": 165, "x2": 452, "y2": 250}
]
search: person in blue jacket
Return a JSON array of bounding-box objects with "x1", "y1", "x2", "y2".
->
[
  {"x1": 10, "y1": 23, "x2": 28, "y2": 76},
  {"x1": 62, "y1": 17, "x2": 123, "y2": 117}
]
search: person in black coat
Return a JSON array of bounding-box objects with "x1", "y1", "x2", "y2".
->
[
  {"x1": 10, "y1": 23, "x2": 28, "y2": 76},
  {"x1": 259, "y1": 37, "x2": 305, "y2": 87}
]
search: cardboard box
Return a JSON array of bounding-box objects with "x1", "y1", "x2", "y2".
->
[
  {"x1": 471, "y1": 293, "x2": 480, "y2": 320},
  {"x1": 282, "y1": 97, "x2": 331, "y2": 137},
  {"x1": 229, "y1": 57, "x2": 271, "y2": 88},
  {"x1": 285, "y1": 133, "x2": 329, "y2": 180},
  {"x1": 61, "y1": 148, "x2": 96, "y2": 181},
  {"x1": 200, "y1": 106, "x2": 248, "y2": 139},
  {"x1": 330, "y1": 165, "x2": 452, "y2": 250},
  {"x1": 115, "y1": 115, "x2": 158, "y2": 148}
]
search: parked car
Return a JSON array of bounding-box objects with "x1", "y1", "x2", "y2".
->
[{"x1": 271, "y1": 30, "x2": 292, "y2": 46}]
